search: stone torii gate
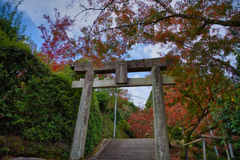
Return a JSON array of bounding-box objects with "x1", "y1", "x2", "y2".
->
[{"x1": 69, "y1": 57, "x2": 176, "y2": 160}]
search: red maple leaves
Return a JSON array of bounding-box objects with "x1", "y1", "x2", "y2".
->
[
  {"x1": 128, "y1": 107, "x2": 154, "y2": 138},
  {"x1": 38, "y1": 8, "x2": 76, "y2": 71}
]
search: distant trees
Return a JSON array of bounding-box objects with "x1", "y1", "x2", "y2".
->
[{"x1": 128, "y1": 107, "x2": 154, "y2": 138}]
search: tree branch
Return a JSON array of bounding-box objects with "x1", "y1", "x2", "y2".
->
[
  {"x1": 89, "y1": 0, "x2": 115, "y2": 34},
  {"x1": 188, "y1": 107, "x2": 209, "y2": 136},
  {"x1": 195, "y1": 124, "x2": 219, "y2": 139},
  {"x1": 73, "y1": 0, "x2": 115, "y2": 21},
  {"x1": 195, "y1": 22, "x2": 207, "y2": 36},
  {"x1": 184, "y1": 93, "x2": 203, "y2": 110},
  {"x1": 87, "y1": 15, "x2": 175, "y2": 41},
  {"x1": 211, "y1": 56, "x2": 240, "y2": 78},
  {"x1": 152, "y1": 0, "x2": 175, "y2": 15},
  {"x1": 176, "y1": 13, "x2": 240, "y2": 27}
]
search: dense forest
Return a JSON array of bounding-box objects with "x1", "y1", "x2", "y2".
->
[{"x1": 0, "y1": 0, "x2": 240, "y2": 159}]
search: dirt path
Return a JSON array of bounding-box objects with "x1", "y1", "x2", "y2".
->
[
  {"x1": 170, "y1": 144, "x2": 196, "y2": 160},
  {"x1": 170, "y1": 144, "x2": 182, "y2": 160}
]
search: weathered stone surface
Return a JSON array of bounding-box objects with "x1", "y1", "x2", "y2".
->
[
  {"x1": 91, "y1": 139, "x2": 155, "y2": 160},
  {"x1": 115, "y1": 61, "x2": 128, "y2": 84},
  {"x1": 72, "y1": 75, "x2": 175, "y2": 88},
  {"x1": 70, "y1": 57, "x2": 175, "y2": 74},
  {"x1": 152, "y1": 66, "x2": 170, "y2": 160},
  {"x1": 70, "y1": 70, "x2": 94, "y2": 160}
]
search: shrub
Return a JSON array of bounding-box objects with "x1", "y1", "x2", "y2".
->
[{"x1": 171, "y1": 127, "x2": 183, "y2": 140}]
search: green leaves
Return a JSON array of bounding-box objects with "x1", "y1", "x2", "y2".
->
[
  {"x1": 0, "y1": 0, "x2": 26, "y2": 41},
  {"x1": 95, "y1": 89, "x2": 110, "y2": 111},
  {"x1": 0, "y1": 32, "x2": 81, "y2": 142},
  {"x1": 212, "y1": 83, "x2": 240, "y2": 139},
  {"x1": 84, "y1": 94, "x2": 103, "y2": 156}
]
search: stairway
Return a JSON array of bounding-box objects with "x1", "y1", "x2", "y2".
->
[{"x1": 92, "y1": 139, "x2": 155, "y2": 160}]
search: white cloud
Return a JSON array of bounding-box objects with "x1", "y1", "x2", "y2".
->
[
  {"x1": 19, "y1": 0, "x2": 60, "y2": 26},
  {"x1": 128, "y1": 43, "x2": 170, "y2": 60},
  {"x1": 18, "y1": 0, "x2": 98, "y2": 27},
  {"x1": 128, "y1": 73, "x2": 141, "y2": 78},
  {"x1": 142, "y1": 44, "x2": 169, "y2": 58},
  {"x1": 131, "y1": 74, "x2": 140, "y2": 78},
  {"x1": 128, "y1": 44, "x2": 144, "y2": 59},
  {"x1": 126, "y1": 86, "x2": 152, "y2": 107}
]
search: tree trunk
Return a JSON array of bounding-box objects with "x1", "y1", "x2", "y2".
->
[{"x1": 180, "y1": 133, "x2": 191, "y2": 159}]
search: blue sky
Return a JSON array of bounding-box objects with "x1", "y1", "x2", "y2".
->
[{"x1": 0, "y1": 0, "x2": 170, "y2": 106}]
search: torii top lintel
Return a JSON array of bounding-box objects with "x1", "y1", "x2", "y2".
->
[{"x1": 70, "y1": 57, "x2": 175, "y2": 84}]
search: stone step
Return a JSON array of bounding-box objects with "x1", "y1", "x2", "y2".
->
[
  {"x1": 99, "y1": 153, "x2": 154, "y2": 157},
  {"x1": 99, "y1": 154, "x2": 154, "y2": 158},
  {"x1": 101, "y1": 149, "x2": 154, "y2": 153},
  {"x1": 93, "y1": 139, "x2": 155, "y2": 160},
  {"x1": 97, "y1": 158, "x2": 154, "y2": 160},
  {"x1": 110, "y1": 140, "x2": 154, "y2": 143},
  {"x1": 97, "y1": 156, "x2": 154, "y2": 159},
  {"x1": 102, "y1": 152, "x2": 154, "y2": 154},
  {"x1": 100, "y1": 150, "x2": 154, "y2": 153},
  {"x1": 109, "y1": 142, "x2": 154, "y2": 144},
  {"x1": 109, "y1": 139, "x2": 154, "y2": 142},
  {"x1": 106, "y1": 146, "x2": 154, "y2": 149},
  {"x1": 108, "y1": 143, "x2": 154, "y2": 146},
  {"x1": 106, "y1": 147, "x2": 154, "y2": 149}
]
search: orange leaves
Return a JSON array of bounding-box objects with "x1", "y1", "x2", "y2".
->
[
  {"x1": 128, "y1": 107, "x2": 154, "y2": 138},
  {"x1": 38, "y1": 8, "x2": 76, "y2": 72},
  {"x1": 63, "y1": 0, "x2": 234, "y2": 142},
  {"x1": 164, "y1": 56, "x2": 232, "y2": 141},
  {"x1": 36, "y1": 0, "x2": 239, "y2": 77},
  {"x1": 164, "y1": 86, "x2": 187, "y2": 126}
]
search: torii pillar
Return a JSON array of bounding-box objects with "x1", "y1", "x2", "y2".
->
[
  {"x1": 69, "y1": 57, "x2": 176, "y2": 160},
  {"x1": 152, "y1": 66, "x2": 170, "y2": 160},
  {"x1": 70, "y1": 70, "x2": 94, "y2": 159}
]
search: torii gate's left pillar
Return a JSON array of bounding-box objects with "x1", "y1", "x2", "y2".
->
[{"x1": 70, "y1": 70, "x2": 94, "y2": 160}]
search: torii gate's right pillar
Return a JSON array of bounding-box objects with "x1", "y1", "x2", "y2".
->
[{"x1": 152, "y1": 66, "x2": 170, "y2": 160}]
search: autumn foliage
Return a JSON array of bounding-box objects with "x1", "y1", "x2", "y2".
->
[
  {"x1": 38, "y1": 0, "x2": 240, "y2": 79},
  {"x1": 128, "y1": 107, "x2": 154, "y2": 138},
  {"x1": 64, "y1": 0, "x2": 240, "y2": 78},
  {"x1": 38, "y1": 8, "x2": 76, "y2": 71}
]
